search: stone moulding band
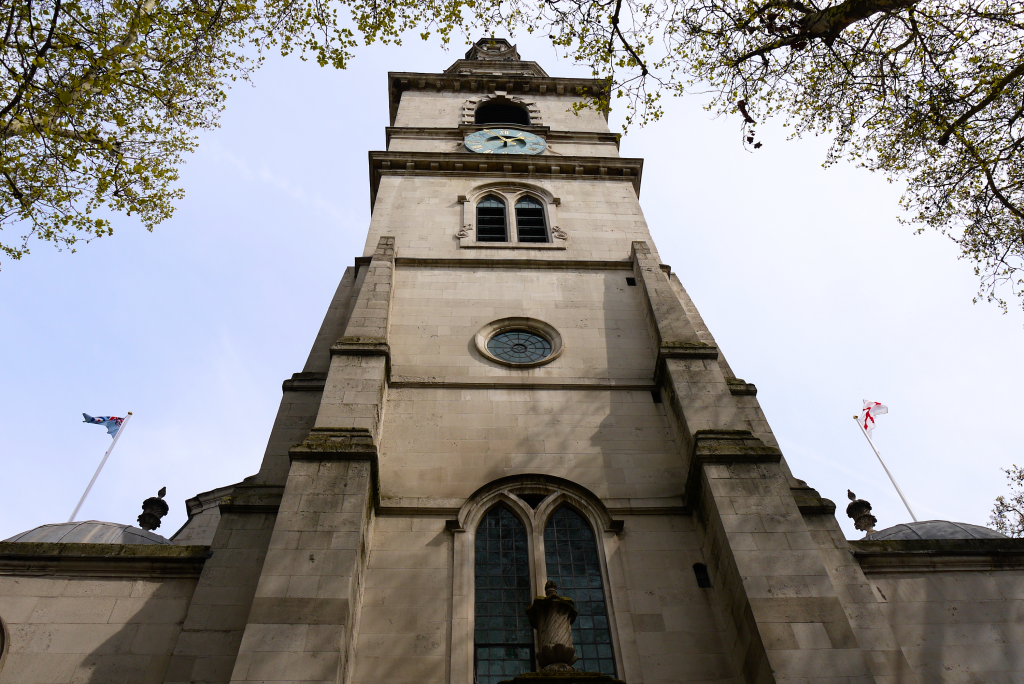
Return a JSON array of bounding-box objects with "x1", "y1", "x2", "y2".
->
[
  {"x1": 289, "y1": 427, "x2": 382, "y2": 510},
  {"x1": 368, "y1": 151, "x2": 643, "y2": 209},
  {"x1": 388, "y1": 380, "x2": 659, "y2": 390},
  {"x1": 681, "y1": 429, "x2": 784, "y2": 507},
  {"x1": 387, "y1": 72, "x2": 611, "y2": 126},
  {"x1": 850, "y1": 538, "x2": 1024, "y2": 573},
  {"x1": 217, "y1": 484, "x2": 284, "y2": 515},
  {"x1": 383, "y1": 126, "x2": 621, "y2": 150},
  {"x1": 0, "y1": 542, "x2": 211, "y2": 578}
]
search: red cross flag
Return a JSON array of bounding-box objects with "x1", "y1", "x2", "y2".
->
[{"x1": 861, "y1": 400, "x2": 888, "y2": 436}]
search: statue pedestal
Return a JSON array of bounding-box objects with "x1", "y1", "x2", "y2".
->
[{"x1": 498, "y1": 672, "x2": 626, "y2": 684}]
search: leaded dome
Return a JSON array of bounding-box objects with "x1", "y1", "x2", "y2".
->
[
  {"x1": 865, "y1": 520, "x2": 1006, "y2": 541},
  {"x1": 4, "y1": 520, "x2": 171, "y2": 545}
]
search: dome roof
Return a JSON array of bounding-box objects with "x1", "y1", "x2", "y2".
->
[
  {"x1": 3, "y1": 520, "x2": 171, "y2": 545},
  {"x1": 866, "y1": 520, "x2": 1006, "y2": 541}
]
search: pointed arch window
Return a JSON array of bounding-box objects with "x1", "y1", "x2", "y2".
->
[
  {"x1": 474, "y1": 505, "x2": 534, "y2": 684},
  {"x1": 455, "y1": 482, "x2": 621, "y2": 684},
  {"x1": 477, "y1": 195, "x2": 508, "y2": 242},
  {"x1": 544, "y1": 507, "x2": 616, "y2": 675},
  {"x1": 515, "y1": 197, "x2": 548, "y2": 243}
]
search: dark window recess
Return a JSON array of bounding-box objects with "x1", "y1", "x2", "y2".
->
[
  {"x1": 693, "y1": 563, "x2": 712, "y2": 588},
  {"x1": 625, "y1": 277, "x2": 637, "y2": 286},
  {"x1": 544, "y1": 508, "x2": 617, "y2": 676},
  {"x1": 650, "y1": 389, "x2": 662, "y2": 404},
  {"x1": 476, "y1": 103, "x2": 531, "y2": 126},
  {"x1": 515, "y1": 197, "x2": 548, "y2": 242},
  {"x1": 516, "y1": 493, "x2": 550, "y2": 509},
  {"x1": 477, "y1": 196, "x2": 508, "y2": 242},
  {"x1": 475, "y1": 506, "x2": 534, "y2": 684}
]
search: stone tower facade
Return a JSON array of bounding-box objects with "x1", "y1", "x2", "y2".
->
[
  {"x1": 210, "y1": 37, "x2": 908, "y2": 684},
  {"x1": 4, "y1": 37, "x2": 1024, "y2": 684}
]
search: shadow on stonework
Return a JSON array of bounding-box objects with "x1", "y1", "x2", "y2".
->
[
  {"x1": 0, "y1": 493, "x2": 214, "y2": 684},
  {"x1": 589, "y1": 270, "x2": 683, "y2": 501},
  {"x1": 0, "y1": 566, "x2": 199, "y2": 683}
]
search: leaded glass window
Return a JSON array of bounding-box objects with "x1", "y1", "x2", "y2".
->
[
  {"x1": 487, "y1": 330, "x2": 552, "y2": 364},
  {"x1": 477, "y1": 196, "x2": 508, "y2": 242},
  {"x1": 475, "y1": 506, "x2": 534, "y2": 684},
  {"x1": 515, "y1": 197, "x2": 548, "y2": 242},
  {"x1": 543, "y1": 507, "x2": 616, "y2": 675}
]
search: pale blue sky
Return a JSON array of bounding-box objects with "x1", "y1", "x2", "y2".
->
[{"x1": 2, "y1": 34, "x2": 1021, "y2": 542}]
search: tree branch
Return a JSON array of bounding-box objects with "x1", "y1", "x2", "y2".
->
[
  {"x1": 609, "y1": 0, "x2": 648, "y2": 75},
  {"x1": 938, "y1": 62, "x2": 1024, "y2": 147},
  {"x1": 0, "y1": 0, "x2": 62, "y2": 121}
]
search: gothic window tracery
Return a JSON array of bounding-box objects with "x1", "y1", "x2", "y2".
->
[
  {"x1": 462, "y1": 483, "x2": 620, "y2": 684},
  {"x1": 544, "y1": 507, "x2": 616, "y2": 675},
  {"x1": 467, "y1": 188, "x2": 557, "y2": 246},
  {"x1": 474, "y1": 505, "x2": 534, "y2": 684}
]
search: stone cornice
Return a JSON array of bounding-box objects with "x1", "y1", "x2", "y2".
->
[
  {"x1": 682, "y1": 430, "x2": 784, "y2": 506},
  {"x1": 388, "y1": 71, "x2": 610, "y2": 126},
  {"x1": 368, "y1": 151, "x2": 643, "y2": 209},
  {"x1": 850, "y1": 538, "x2": 1024, "y2": 573},
  {"x1": 384, "y1": 126, "x2": 621, "y2": 150},
  {"x1": 389, "y1": 378, "x2": 658, "y2": 390},
  {"x1": 0, "y1": 542, "x2": 210, "y2": 578},
  {"x1": 283, "y1": 371, "x2": 329, "y2": 392},
  {"x1": 217, "y1": 484, "x2": 284, "y2": 515},
  {"x1": 289, "y1": 427, "x2": 381, "y2": 510}
]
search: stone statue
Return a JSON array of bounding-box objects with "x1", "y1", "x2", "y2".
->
[
  {"x1": 137, "y1": 487, "x2": 169, "y2": 531},
  {"x1": 526, "y1": 580, "x2": 579, "y2": 671},
  {"x1": 846, "y1": 490, "x2": 877, "y2": 537}
]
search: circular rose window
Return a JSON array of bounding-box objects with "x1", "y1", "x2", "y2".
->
[
  {"x1": 487, "y1": 330, "x2": 552, "y2": 364},
  {"x1": 474, "y1": 317, "x2": 564, "y2": 368}
]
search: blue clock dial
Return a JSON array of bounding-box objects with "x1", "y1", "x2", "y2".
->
[{"x1": 464, "y1": 128, "x2": 546, "y2": 155}]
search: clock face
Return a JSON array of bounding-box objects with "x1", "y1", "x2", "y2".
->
[{"x1": 464, "y1": 128, "x2": 547, "y2": 155}]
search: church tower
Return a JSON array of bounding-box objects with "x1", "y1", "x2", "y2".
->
[{"x1": 180, "y1": 37, "x2": 916, "y2": 684}]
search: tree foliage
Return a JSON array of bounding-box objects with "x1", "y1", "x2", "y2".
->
[
  {"x1": 991, "y1": 465, "x2": 1024, "y2": 537},
  {"x1": 5, "y1": 0, "x2": 1024, "y2": 315},
  {"x1": 1, "y1": 0, "x2": 257, "y2": 264},
  {"x1": 484, "y1": 0, "x2": 1024, "y2": 311}
]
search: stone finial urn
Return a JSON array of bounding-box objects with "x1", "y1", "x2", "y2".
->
[
  {"x1": 138, "y1": 487, "x2": 169, "y2": 531},
  {"x1": 526, "y1": 581, "x2": 579, "y2": 671},
  {"x1": 846, "y1": 490, "x2": 877, "y2": 537}
]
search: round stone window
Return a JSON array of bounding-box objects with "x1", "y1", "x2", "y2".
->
[
  {"x1": 474, "y1": 317, "x2": 564, "y2": 368},
  {"x1": 487, "y1": 330, "x2": 552, "y2": 364}
]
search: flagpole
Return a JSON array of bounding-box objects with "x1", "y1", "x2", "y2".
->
[
  {"x1": 69, "y1": 412, "x2": 133, "y2": 523},
  {"x1": 852, "y1": 415, "x2": 918, "y2": 522}
]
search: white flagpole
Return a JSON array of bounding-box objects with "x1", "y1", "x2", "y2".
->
[
  {"x1": 69, "y1": 412, "x2": 133, "y2": 523},
  {"x1": 852, "y1": 415, "x2": 918, "y2": 522}
]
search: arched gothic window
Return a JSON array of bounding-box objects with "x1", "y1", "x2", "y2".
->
[
  {"x1": 474, "y1": 505, "x2": 533, "y2": 684},
  {"x1": 544, "y1": 507, "x2": 616, "y2": 675},
  {"x1": 477, "y1": 195, "x2": 508, "y2": 242},
  {"x1": 476, "y1": 102, "x2": 531, "y2": 126},
  {"x1": 515, "y1": 197, "x2": 548, "y2": 243}
]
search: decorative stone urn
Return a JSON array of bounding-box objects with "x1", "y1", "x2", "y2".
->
[
  {"x1": 137, "y1": 487, "x2": 169, "y2": 531},
  {"x1": 526, "y1": 581, "x2": 579, "y2": 671},
  {"x1": 497, "y1": 580, "x2": 627, "y2": 684},
  {"x1": 846, "y1": 490, "x2": 877, "y2": 537}
]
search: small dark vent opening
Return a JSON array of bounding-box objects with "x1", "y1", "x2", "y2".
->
[
  {"x1": 517, "y1": 493, "x2": 550, "y2": 509},
  {"x1": 476, "y1": 103, "x2": 531, "y2": 126},
  {"x1": 651, "y1": 389, "x2": 662, "y2": 404},
  {"x1": 693, "y1": 563, "x2": 712, "y2": 588},
  {"x1": 626, "y1": 277, "x2": 637, "y2": 286}
]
